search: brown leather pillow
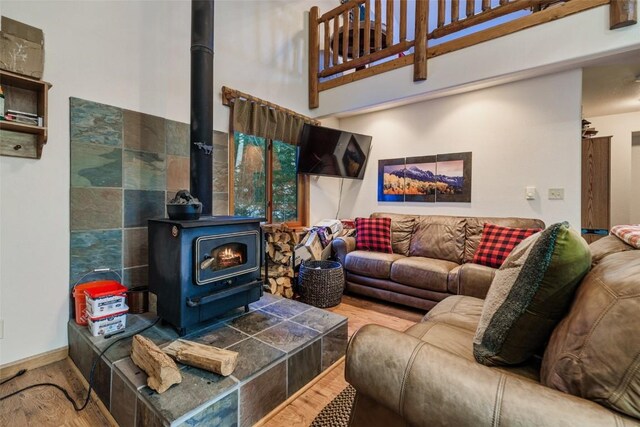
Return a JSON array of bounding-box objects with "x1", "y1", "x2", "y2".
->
[
  {"x1": 371, "y1": 213, "x2": 416, "y2": 256},
  {"x1": 541, "y1": 250, "x2": 640, "y2": 419}
]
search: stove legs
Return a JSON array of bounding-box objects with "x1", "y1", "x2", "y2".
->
[{"x1": 244, "y1": 304, "x2": 249, "y2": 313}]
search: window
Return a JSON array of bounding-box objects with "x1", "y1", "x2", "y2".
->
[{"x1": 231, "y1": 131, "x2": 308, "y2": 225}]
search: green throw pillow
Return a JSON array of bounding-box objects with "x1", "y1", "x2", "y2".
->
[{"x1": 473, "y1": 222, "x2": 591, "y2": 366}]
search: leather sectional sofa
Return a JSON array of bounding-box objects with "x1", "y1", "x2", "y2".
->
[
  {"x1": 333, "y1": 212, "x2": 545, "y2": 311},
  {"x1": 345, "y1": 235, "x2": 640, "y2": 426}
]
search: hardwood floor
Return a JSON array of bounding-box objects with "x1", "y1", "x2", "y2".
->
[
  {"x1": 0, "y1": 294, "x2": 423, "y2": 427},
  {"x1": 0, "y1": 358, "x2": 115, "y2": 427},
  {"x1": 258, "y1": 294, "x2": 423, "y2": 427}
]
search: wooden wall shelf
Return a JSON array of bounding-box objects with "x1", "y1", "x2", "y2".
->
[{"x1": 0, "y1": 69, "x2": 51, "y2": 159}]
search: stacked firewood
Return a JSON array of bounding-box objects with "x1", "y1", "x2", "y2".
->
[{"x1": 262, "y1": 223, "x2": 303, "y2": 298}]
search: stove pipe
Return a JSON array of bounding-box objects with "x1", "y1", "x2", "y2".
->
[{"x1": 190, "y1": 0, "x2": 214, "y2": 216}]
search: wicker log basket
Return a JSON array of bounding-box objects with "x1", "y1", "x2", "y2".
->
[{"x1": 298, "y1": 260, "x2": 345, "y2": 308}]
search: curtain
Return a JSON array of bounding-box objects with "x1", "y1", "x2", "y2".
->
[{"x1": 232, "y1": 98, "x2": 306, "y2": 145}]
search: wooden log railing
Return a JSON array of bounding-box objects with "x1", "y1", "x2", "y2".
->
[{"x1": 309, "y1": 0, "x2": 635, "y2": 109}]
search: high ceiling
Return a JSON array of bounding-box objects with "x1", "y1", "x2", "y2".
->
[{"x1": 582, "y1": 53, "x2": 640, "y2": 118}]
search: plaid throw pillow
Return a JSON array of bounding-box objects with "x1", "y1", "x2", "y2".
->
[
  {"x1": 355, "y1": 217, "x2": 392, "y2": 253},
  {"x1": 473, "y1": 223, "x2": 541, "y2": 268}
]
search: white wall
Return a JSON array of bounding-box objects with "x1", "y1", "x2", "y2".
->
[
  {"x1": 0, "y1": 0, "x2": 322, "y2": 366},
  {"x1": 311, "y1": 70, "x2": 583, "y2": 228},
  {"x1": 587, "y1": 111, "x2": 640, "y2": 227}
]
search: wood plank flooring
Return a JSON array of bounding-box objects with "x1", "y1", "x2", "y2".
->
[
  {"x1": 0, "y1": 294, "x2": 423, "y2": 427},
  {"x1": 0, "y1": 358, "x2": 114, "y2": 427}
]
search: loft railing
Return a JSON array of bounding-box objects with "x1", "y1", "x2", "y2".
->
[{"x1": 309, "y1": 0, "x2": 637, "y2": 108}]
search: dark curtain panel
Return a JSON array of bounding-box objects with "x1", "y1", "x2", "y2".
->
[{"x1": 232, "y1": 98, "x2": 306, "y2": 145}]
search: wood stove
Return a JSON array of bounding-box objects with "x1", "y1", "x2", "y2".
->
[{"x1": 148, "y1": 216, "x2": 263, "y2": 335}]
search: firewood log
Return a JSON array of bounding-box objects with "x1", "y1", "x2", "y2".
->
[
  {"x1": 163, "y1": 339, "x2": 238, "y2": 376},
  {"x1": 131, "y1": 335, "x2": 182, "y2": 393},
  {"x1": 284, "y1": 287, "x2": 294, "y2": 298}
]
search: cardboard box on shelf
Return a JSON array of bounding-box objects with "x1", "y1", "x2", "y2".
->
[
  {"x1": 314, "y1": 219, "x2": 344, "y2": 237},
  {"x1": 0, "y1": 17, "x2": 44, "y2": 79}
]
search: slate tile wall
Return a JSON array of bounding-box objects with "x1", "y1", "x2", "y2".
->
[{"x1": 69, "y1": 97, "x2": 229, "y2": 295}]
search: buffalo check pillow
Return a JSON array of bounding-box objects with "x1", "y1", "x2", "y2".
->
[
  {"x1": 473, "y1": 223, "x2": 542, "y2": 268},
  {"x1": 355, "y1": 217, "x2": 393, "y2": 253}
]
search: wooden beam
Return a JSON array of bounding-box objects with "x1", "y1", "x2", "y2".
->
[
  {"x1": 375, "y1": 0, "x2": 383, "y2": 50},
  {"x1": 451, "y1": 0, "x2": 460, "y2": 22},
  {"x1": 482, "y1": 0, "x2": 491, "y2": 11},
  {"x1": 431, "y1": 0, "x2": 545, "y2": 39},
  {"x1": 414, "y1": 0, "x2": 428, "y2": 81},
  {"x1": 324, "y1": 20, "x2": 330, "y2": 68},
  {"x1": 429, "y1": 0, "x2": 609, "y2": 58},
  {"x1": 309, "y1": 6, "x2": 320, "y2": 109},
  {"x1": 400, "y1": 0, "x2": 408, "y2": 40},
  {"x1": 364, "y1": 0, "x2": 371, "y2": 54},
  {"x1": 353, "y1": 12, "x2": 361, "y2": 59},
  {"x1": 438, "y1": 0, "x2": 446, "y2": 27},
  {"x1": 319, "y1": 0, "x2": 366, "y2": 22},
  {"x1": 467, "y1": 0, "x2": 476, "y2": 17},
  {"x1": 342, "y1": 10, "x2": 349, "y2": 60},
  {"x1": 386, "y1": 0, "x2": 395, "y2": 43},
  {"x1": 319, "y1": 40, "x2": 412, "y2": 77},
  {"x1": 333, "y1": 16, "x2": 340, "y2": 67},
  {"x1": 319, "y1": 55, "x2": 414, "y2": 92},
  {"x1": 610, "y1": 0, "x2": 637, "y2": 29}
]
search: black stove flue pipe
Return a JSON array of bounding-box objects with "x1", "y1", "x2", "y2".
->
[{"x1": 190, "y1": 0, "x2": 214, "y2": 216}]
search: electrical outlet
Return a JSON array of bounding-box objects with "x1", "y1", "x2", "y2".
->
[{"x1": 548, "y1": 188, "x2": 565, "y2": 200}]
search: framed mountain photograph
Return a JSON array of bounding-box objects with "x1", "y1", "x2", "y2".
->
[
  {"x1": 404, "y1": 155, "x2": 437, "y2": 202},
  {"x1": 378, "y1": 158, "x2": 406, "y2": 201},
  {"x1": 435, "y1": 152, "x2": 472, "y2": 203}
]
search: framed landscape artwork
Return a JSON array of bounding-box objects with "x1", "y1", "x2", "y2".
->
[
  {"x1": 404, "y1": 155, "x2": 436, "y2": 202},
  {"x1": 378, "y1": 152, "x2": 472, "y2": 203},
  {"x1": 378, "y1": 158, "x2": 406, "y2": 201}
]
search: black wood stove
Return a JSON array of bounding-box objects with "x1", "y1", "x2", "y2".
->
[
  {"x1": 148, "y1": 216, "x2": 263, "y2": 335},
  {"x1": 147, "y1": 1, "x2": 264, "y2": 335}
]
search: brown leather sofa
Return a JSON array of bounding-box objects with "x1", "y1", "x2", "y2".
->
[
  {"x1": 333, "y1": 213, "x2": 545, "y2": 311},
  {"x1": 345, "y1": 236, "x2": 640, "y2": 426}
]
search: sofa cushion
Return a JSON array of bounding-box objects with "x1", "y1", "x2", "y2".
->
[
  {"x1": 372, "y1": 213, "x2": 416, "y2": 256},
  {"x1": 589, "y1": 234, "x2": 635, "y2": 266},
  {"x1": 473, "y1": 223, "x2": 591, "y2": 366},
  {"x1": 355, "y1": 217, "x2": 392, "y2": 253},
  {"x1": 345, "y1": 250, "x2": 404, "y2": 279},
  {"x1": 472, "y1": 223, "x2": 542, "y2": 268},
  {"x1": 465, "y1": 217, "x2": 546, "y2": 263},
  {"x1": 541, "y1": 250, "x2": 640, "y2": 419},
  {"x1": 422, "y1": 295, "x2": 483, "y2": 332},
  {"x1": 409, "y1": 216, "x2": 466, "y2": 263},
  {"x1": 447, "y1": 263, "x2": 496, "y2": 299},
  {"x1": 390, "y1": 256, "x2": 458, "y2": 293}
]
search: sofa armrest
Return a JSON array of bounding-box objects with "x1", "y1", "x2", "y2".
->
[
  {"x1": 332, "y1": 236, "x2": 356, "y2": 265},
  {"x1": 346, "y1": 325, "x2": 636, "y2": 427},
  {"x1": 447, "y1": 263, "x2": 496, "y2": 299}
]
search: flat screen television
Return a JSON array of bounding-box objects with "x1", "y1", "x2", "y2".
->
[{"x1": 297, "y1": 124, "x2": 372, "y2": 179}]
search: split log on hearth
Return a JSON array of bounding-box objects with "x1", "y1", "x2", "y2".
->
[
  {"x1": 163, "y1": 339, "x2": 239, "y2": 376},
  {"x1": 131, "y1": 335, "x2": 182, "y2": 393}
]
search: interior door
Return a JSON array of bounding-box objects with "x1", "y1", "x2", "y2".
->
[{"x1": 581, "y1": 136, "x2": 611, "y2": 243}]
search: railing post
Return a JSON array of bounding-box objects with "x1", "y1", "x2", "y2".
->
[
  {"x1": 309, "y1": 6, "x2": 320, "y2": 109},
  {"x1": 414, "y1": 0, "x2": 428, "y2": 81},
  {"x1": 610, "y1": 0, "x2": 637, "y2": 29}
]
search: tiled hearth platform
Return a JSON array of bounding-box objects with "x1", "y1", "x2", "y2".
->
[{"x1": 68, "y1": 293, "x2": 348, "y2": 426}]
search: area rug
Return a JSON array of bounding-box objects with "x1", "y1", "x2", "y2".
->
[{"x1": 310, "y1": 385, "x2": 355, "y2": 427}]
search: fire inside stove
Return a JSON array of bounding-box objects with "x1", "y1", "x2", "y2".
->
[{"x1": 202, "y1": 243, "x2": 247, "y2": 271}]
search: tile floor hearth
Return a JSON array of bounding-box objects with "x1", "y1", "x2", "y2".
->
[{"x1": 68, "y1": 293, "x2": 348, "y2": 427}]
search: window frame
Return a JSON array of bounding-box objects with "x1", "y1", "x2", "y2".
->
[{"x1": 228, "y1": 131, "x2": 309, "y2": 227}]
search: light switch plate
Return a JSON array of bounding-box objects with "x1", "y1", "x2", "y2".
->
[
  {"x1": 548, "y1": 188, "x2": 564, "y2": 200},
  {"x1": 525, "y1": 186, "x2": 536, "y2": 200}
]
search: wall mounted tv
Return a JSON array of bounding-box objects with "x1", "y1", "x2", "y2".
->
[{"x1": 297, "y1": 124, "x2": 372, "y2": 180}]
